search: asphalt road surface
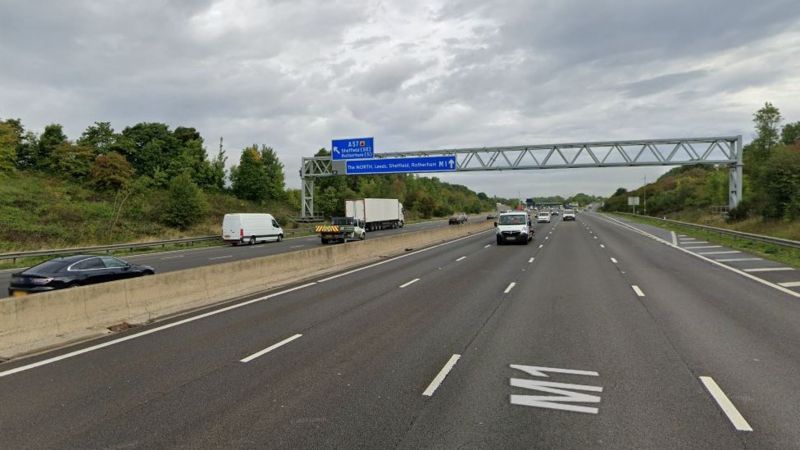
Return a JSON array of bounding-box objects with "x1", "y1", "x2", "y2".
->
[
  {"x1": 1, "y1": 216, "x2": 482, "y2": 297},
  {"x1": 1, "y1": 212, "x2": 800, "y2": 448}
]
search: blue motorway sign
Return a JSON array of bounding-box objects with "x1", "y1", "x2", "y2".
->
[
  {"x1": 345, "y1": 156, "x2": 457, "y2": 175},
  {"x1": 332, "y1": 137, "x2": 374, "y2": 160}
]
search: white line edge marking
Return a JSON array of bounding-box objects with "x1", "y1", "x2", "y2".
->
[
  {"x1": 699, "y1": 376, "x2": 753, "y2": 431},
  {"x1": 697, "y1": 250, "x2": 740, "y2": 255},
  {"x1": 671, "y1": 231, "x2": 677, "y2": 245},
  {"x1": 631, "y1": 285, "x2": 645, "y2": 297},
  {"x1": 610, "y1": 257, "x2": 618, "y2": 264},
  {"x1": 161, "y1": 255, "x2": 185, "y2": 260},
  {"x1": 504, "y1": 282, "x2": 516, "y2": 294},
  {"x1": 240, "y1": 334, "x2": 302, "y2": 363},
  {"x1": 528, "y1": 257, "x2": 534, "y2": 263},
  {"x1": 400, "y1": 278, "x2": 421, "y2": 288},
  {"x1": 422, "y1": 354, "x2": 461, "y2": 396},
  {"x1": 684, "y1": 245, "x2": 722, "y2": 249},
  {"x1": 716, "y1": 258, "x2": 762, "y2": 262},
  {"x1": 0, "y1": 282, "x2": 318, "y2": 378},
  {"x1": 456, "y1": 256, "x2": 467, "y2": 262},
  {"x1": 743, "y1": 267, "x2": 794, "y2": 273},
  {"x1": 594, "y1": 214, "x2": 800, "y2": 298},
  {"x1": 209, "y1": 255, "x2": 233, "y2": 260},
  {"x1": 779, "y1": 281, "x2": 800, "y2": 288}
]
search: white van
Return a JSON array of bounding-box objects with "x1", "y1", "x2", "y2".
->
[
  {"x1": 495, "y1": 211, "x2": 534, "y2": 245},
  {"x1": 222, "y1": 213, "x2": 284, "y2": 245}
]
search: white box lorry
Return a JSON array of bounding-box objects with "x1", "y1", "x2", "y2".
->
[{"x1": 345, "y1": 198, "x2": 404, "y2": 231}]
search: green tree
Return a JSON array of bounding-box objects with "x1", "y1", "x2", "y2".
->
[
  {"x1": 231, "y1": 146, "x2": 268, "y2": 202},
  {"x1": 90, "y1": 151, "x2": 134, "y2": 190},
  {"x1": 748, "y1": 102, "x2": 782, "y2": 164},
  {"x1": 230, "y1": 145, "x2": 286, "y2": 202},
  {"x1": 51, "y1": 142, "x2": 95, "y2": 179},
  {"x1": 162, "y1": 172, "x2": 207, "y2": 230},
  {"x1": 761, "y1": 145, "x2": 800, "y2": 219},
  {"x1": 259, "y1": 146, "x2": 286, "y2": 200},
  {"x1": 117, "y1": 122, "x2": 180, "y2": 180},
  {"x1": 782, "y1": 121, "x2": 800, "y2": 146},
  {"x1": 37, "y1": 123, "x2": 68, "y2": 169},
  {"x1": 77, "y1": 122, "x2": 117, "y2": 154},
  {"x1": 0, "y1": 120, "x2": 20, "y2": 172}
]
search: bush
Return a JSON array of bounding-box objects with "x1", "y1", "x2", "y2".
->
[
  {"x1": 90, "y1": 152, "x2": 134, "y2": 190},
  {"x1": 162, "y1": 172, "x2": 207, "y2": 230},
  {"x1": 726, "y1": 199, "x2": 751, "y2": 222}
]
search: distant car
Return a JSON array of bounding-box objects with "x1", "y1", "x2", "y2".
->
[
  {"x1": 562, "y1": 209, "x2": 576, "y2": 221},
  {"x1": 449, "y1": 213, "x2": 468, "y2": 225},
  {"x1": 550, "y1": 210, "x2": 559, "y2": 216},
  {"x1": 536, "y1": 212, "x2": 551, "y2": 223},
  {"x1": 8, "y1": 255, "x2": 155, "y2": 297}
]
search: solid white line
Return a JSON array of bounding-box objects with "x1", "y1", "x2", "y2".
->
[
  {"x1": 594, "y1": 214, "x2": 800, "y2": 298},
  {"x1": 400, "y1": 278, "x2": 420, "y2": 288},
  {"x1": 161, "y1": 255, "x2": 185, "y2": 260},
  {"x1": 699, "y1": 376, "x2": 753, "y2": 431},
  {"x1": 422, "y1": 354, "x2": 461, "y2": 396},
  {"x1": 528, "y1": 257, "x2": 534, "y2": 263},
  {"x1": 600, "y1": 244, "x2": 605, "y2": 248},
  {"x1": 698, "y1": 251, "x2": 740, "y2": 255},
  {"x1": 680, "y1": 238, "x2": 698, "y2": 241},
  {"x1": 631, "y1": 285, "x2": 645, "y2": 297},
  {"x1": 456, "y1": 256, "x2": 466, "y2": 262},
  {"x1": 684, "y1": 245, "x2": 722, "y2": 249},
  {"x1": 671, "y1": 231, "x2": 677, "y2": 245},
  {"x1": 682, "y1": 240, "x2": 709, "y2": 244},
  {"x1": 716, "y1": 258, "x2": 762, "y2": 262},
  {"x1": 743, "y1": 267, "x2": 794, "y2": 273},
  {"x1": 318, "y1": 229, "x2": 492, "y2": 283},
  {"x1": 610, "y1": 257, "x2": 618, "y2": 264},
  {"x1": 779, "y1": 281, "x2": 800, "y2": 288},
  {"x1": 0, "y1": 282, "x2": 318, "y2": 379},
  {"x1": 504, "y1": 282, "x2": 516, "y2": 294},
  {"x1": 209, "y1": 255, "x2": 233, "y2": 260},
  {"x1": 240, "y1": 334, "x2": 302, "y2": 363}
]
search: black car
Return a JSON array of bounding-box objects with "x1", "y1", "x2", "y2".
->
[{"x1": 8, "y1": 255, "x2": 155, "y2": 297}]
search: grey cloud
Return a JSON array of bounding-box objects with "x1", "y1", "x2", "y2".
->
[{"x1": 622, "y1": 70, "x2": 708, "y2": 97}]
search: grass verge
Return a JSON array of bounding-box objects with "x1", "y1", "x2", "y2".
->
[{"x1": 611, "y1": 213, "x2": 800, "y2": 269}]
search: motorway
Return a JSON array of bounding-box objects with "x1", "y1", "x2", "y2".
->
[
  {"x1": 2, "y1": 212, "x2": 800, "y2": 448},
  {"x1": 0, "y1": 217, "x2": 468, "y2": 297}
]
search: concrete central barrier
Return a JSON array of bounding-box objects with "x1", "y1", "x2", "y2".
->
[{"x1": 0, "y1": 221, "x2": 493, "y2": 358}]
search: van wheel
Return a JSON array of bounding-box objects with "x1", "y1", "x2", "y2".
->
[
  {"x1": 360, "y1": 232, "x2": 366, "y2": 240},
  {"x1": 277, "y1": 234, "x2": 283, "y2": 242},
  {"x1": 249, "y1": 236, "x2": 256, "y2": 245},
  {"x1": 496, "y1": 236, "x2": 503, "y2": 245}
]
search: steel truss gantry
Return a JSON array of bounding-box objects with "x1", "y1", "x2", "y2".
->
[{"x1": 300, "y1": 136, "x2": 743, "y2": 219}]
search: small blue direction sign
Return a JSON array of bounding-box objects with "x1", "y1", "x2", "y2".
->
[
  {"x1": 332, "y1": 137, "x2": 374, "y2": 160},
  {"x1": 345, "y1": 156, "x2": 457, "y2": 175}
]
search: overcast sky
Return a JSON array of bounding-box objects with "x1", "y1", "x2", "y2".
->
[{"x1": 2, "y1": 0, "x2": 799, "y2": 198}]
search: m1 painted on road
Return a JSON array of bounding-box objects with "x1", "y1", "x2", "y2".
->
[
  {"x1": 332, "y1": 137, "x2": 374, "y2": 160},
  {"x1": 509, "y1": 364, "x2": 603, "y2": 414},
  {"x1": 345, "y1": 156, "x2": 457, "y2": 175}
]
